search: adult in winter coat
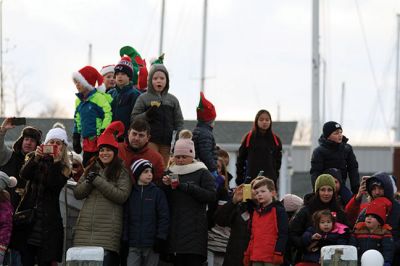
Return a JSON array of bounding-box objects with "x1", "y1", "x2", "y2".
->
[
  {"x1": 345, "y1": 172, "x2": 400, "y2": 265},
  {"x1": 73, "y1": 122, "x2": 132, "y2": 266},
  {"x1": 131, "y1": 57, "x2": 184, "y2": 167},
  {"x1": 289, "y1": 174, "x2": 349, "y2": 264},
  {"x1": 323, "y1": 168, "x2": 353, "y2": 208},
  {"x1": 162, "y1": 137, "x2": 216, "y2": 266},
  {"x1": 15, "y1": 127, "x2": 71, "y2": 265},
  {"x1": 236, "y1": 109, "x2": 282, "y2": 186},
  {"x1": 0, "y1": 118, "x2": 42, "y2": 209},
  {"x1": 310, "y1": 121, "x2": 359, "y2": 194},
  {"x1": 214, "y1": 187, "x2": 252, "y2": 266}
]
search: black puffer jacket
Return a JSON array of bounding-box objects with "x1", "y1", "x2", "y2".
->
[
  {"x1": 310, "y1": 135, "x2": 359, "y2": 194},
  {"x1": 164, "y1": 162, "x2": 216, "y2": 258},
  {"x1": 192, "y1": 121, "x2": 217, "y2": 172}
]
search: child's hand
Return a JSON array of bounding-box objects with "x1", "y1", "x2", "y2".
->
[
  {"x1": 312, "y1": 233, "x2": 321, "y2": 240},
  {"x1": 162, "y1": 175, "x2": 171, "y2": 186},
  {"x1": 232, "y1": 184, "x2": 244, "y2": 204}
]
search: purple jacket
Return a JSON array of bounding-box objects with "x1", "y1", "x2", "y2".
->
[{"x1": 0, "y1": 196, "x2": 13, "y2": 248}]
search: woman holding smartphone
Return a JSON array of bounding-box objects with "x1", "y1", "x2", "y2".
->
[
  {"x1": 15, "y1": 126, "x2": 71, "y2": 266},
  {"x1": 73, "y1": 121, "x2": 132, "y2": 265},
  {"x1": 162, "y1": 135, "x2": 216, "y2": 266}
]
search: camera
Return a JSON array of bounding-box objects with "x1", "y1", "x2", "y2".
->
[{"x1": 41, "y1": 144, "x2": 58, "y2": 157}]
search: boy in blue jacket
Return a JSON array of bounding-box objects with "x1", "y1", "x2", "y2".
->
[{"x1": 124, "y1": 159, "x2": 169, "y2": 266}]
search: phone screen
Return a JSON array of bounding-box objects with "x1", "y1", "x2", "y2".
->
[{"x1": 12, "y1": 117, "x2": 26, "y2": 126}]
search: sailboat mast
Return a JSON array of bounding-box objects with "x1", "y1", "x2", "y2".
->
[
  {"x1": 200, "y1": 0, "x2": 207, "y2": 92},
  {"x1": 159, "y1": 0, "x2": 165, "y2": 55},
  {"x1": 394, "y1": 14, "x2": 400, "y2": 142},
  {"x1": 311, "y1": 0, "x2": 320, "y2": 149}
]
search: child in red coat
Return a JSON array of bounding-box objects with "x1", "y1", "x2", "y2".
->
[{"x1": 244, "y1": 178, "x2": 288, "y2": 266}]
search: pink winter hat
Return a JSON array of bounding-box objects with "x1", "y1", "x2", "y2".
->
[{"x1": 174, "y1": 138, "x2": 195, "y2": 158}]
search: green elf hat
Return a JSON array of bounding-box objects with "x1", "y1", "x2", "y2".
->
[
  {"x1": 197, "y1": 92, "x2": 216, "y2": 122},
  {"x1": 119, "y1": 46, "x2": 142, "y2": 84},
  {"x1": 150, "y1": 53, "x2": 165, "y2": 65}
]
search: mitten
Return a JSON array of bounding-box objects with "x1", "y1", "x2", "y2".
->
[
  {"x1": 272, "y1": 253, "x2": 284, "y2": 265},
  {"x1": 146, "y1": 105, "x2": 159, "y2": 119},
  {"x1": 85, "y1": 171, "x2": 98, "y2": 184},
  {"x1": 73, "y1": 133, "x2": 82, "y2": 154}
]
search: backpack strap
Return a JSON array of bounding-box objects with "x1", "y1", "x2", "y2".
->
[
  {"x1": 272, "y1": 132, "x2": 279, "y2": 147},
  {"x1": 246, "y1": 130, "x2": 280, "y2": 147},
  {"x1": 245, "y1": 131, "x2": 253, "y2": 148}
]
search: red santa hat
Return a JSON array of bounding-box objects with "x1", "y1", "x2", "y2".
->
[
  {"x1": 100, "y1": 64, "x2": 116, "y2": 76},
  {"x1": 366, "y1": 197, "x2": 392, "y2": 225},
  {"x1": 72, "y1": 66, "x2": 104, "y2": 91},
  {"x1": 196, "y1": 92, "x2": 216, "y2": 122},
  {"x1": 97, "y1": 121, "x2": 125, "y2": 151}
]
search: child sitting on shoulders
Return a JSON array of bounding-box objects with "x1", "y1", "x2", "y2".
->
[{"x1": 350, "y1": 197, "x2": 393, "y2": 266}]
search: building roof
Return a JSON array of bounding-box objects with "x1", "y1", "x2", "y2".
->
[{"x1": 0, "y1": 118, "x2": 297, "y2": 146}]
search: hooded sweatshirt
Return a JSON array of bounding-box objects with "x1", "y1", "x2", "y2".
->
[{"x1": 131, "y1": 64, "x2": 184, "y2": 145}]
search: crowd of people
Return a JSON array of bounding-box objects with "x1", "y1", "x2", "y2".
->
[{"x1": 0, "y1": 45, "x2": 399, "y2": 266}]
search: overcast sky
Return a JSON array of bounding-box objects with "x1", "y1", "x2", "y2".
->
[{"x1": 2, "y1": 0, "x2": 400, "y2": 144}]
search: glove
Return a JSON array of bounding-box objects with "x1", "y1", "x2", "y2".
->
[
  {"x1": 73, "y1": 133, "x2": 82, "y2": 154},
  {"x1": 153, "y1": 238, "x2": 166, "y2": 253},
  {"x1": 272, "y1": 253, "x2": 284, "y2": 265},
  {"x1": 85, "y1": 171, "x2": 98, "y2": 184},
  {"x1": 145, "y1": 105, "x2": 159, "y2": 119}
]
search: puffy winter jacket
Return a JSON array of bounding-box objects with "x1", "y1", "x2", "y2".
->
[
  {"x1": 163, "y1": 162, "x2": 216, "y2": 258},
  {"x1": 192, "y1": 121, "x2": 217, "y2": 172},
  {"x1": 73, "y1": 163, "x2": 132, "y2": 253},
  {"x1": 310, "y1": 135, "x2": 359, "y2": 194}
]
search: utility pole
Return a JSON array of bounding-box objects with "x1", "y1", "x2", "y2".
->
[
  {"x1": 159, "y1": 0, "x2": 165, "y2": 55},
  {"x1": 0, "y1": 0, "x2": 4, "y2": 116},
  {"x1": 340, "y1": 82, "x2": 345, "y2": 125},
  {"x1": 200, "y1": 0, "x2": 208, "y2": 92},
  {"x1": 394, "y1": 14, "x2": 400, "y2": 142},
  {"x1": 311, "y1": 0, "x2": 320, "y2": 149}
]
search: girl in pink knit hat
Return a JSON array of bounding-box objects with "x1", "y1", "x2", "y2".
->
[{"x1": 162, "y1": 135, "x2": 216, "y2": 266}]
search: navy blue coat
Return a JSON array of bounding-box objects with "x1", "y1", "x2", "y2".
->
[
  {"x1": 108, "y1": 84, "x2": 141, "y2": 136},
  {"x1": 192, "y1": 122, "x2": 218, "y2": 172},
  {"x1": 123, "y1": 183, "x2": 169, "y2": 247}
]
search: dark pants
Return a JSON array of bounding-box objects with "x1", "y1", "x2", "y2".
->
[
  {"x1": 103, "y1": 250, "x2": 119, "y2": 266},
  {"x1": 174, "y1": 254, "x2": 205, "y2": 266},
  {"x1": 20, "y1": 244, "x2": 52, "y2": 266}
]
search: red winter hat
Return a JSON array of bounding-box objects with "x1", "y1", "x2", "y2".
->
[
  {"x1": 97, "y1": 121, "x2": 125, "y2": 150},
  {"x1": 72, "y1": 66, "x2": 104, "y2": 91},
  {"x1": 366, "y1": 197, "x2": 392, "y2": 225},
  {"x1": 196, "y1": 92, "x2": 216, "y2": 122}
]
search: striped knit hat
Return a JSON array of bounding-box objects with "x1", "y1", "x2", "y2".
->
[{"x1": 131, "y1": 159, "x2": 153, "y2": 181}]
